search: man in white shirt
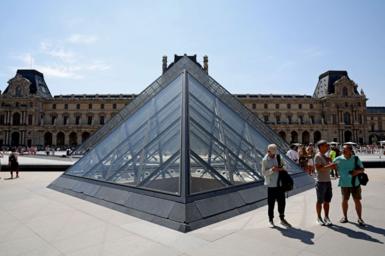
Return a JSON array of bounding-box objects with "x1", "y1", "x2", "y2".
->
[{"x1": 286, "y1": 144, "x2": 299, "y2": 164}]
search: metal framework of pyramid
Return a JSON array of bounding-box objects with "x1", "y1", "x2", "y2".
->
[{"x1": 49, "y1": 56, "x2": 314, "y2": 232}]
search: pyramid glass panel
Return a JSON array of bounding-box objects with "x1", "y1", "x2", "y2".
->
[
  {"x1": 188, "y1": 74, "x2": 301, "y2": 194},
  {"x1": 65, "y1": 74, "x2": 183, "y2": 194}
]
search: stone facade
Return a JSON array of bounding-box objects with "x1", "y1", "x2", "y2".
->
[{"x1": 1, "y1": 62, "x2": 384, "y2": 148}]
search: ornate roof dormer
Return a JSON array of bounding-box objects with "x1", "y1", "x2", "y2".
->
[{"x1": 2, "y1": 69, "x2": 52, "y2": 98}]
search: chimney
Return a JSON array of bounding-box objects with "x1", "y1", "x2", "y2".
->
[
  {"x1": 203, "y1": 55, "x2": 208, "y2": 74},
  {"x1": 162, "y1": 56, "x2": 168, "y2": 74}
]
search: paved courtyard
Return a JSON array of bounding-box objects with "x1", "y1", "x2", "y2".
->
[{"x1": 0, "y1": 169, "x2": 385, "y2": 256}]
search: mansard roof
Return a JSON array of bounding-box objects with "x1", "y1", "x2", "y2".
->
[{"x1": 3, "y1": 69, "x2": 52, "y2": 98}]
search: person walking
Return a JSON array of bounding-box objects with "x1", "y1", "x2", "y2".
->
[
  {"x1": 8, "y1": 148, "x2": 19, "y2": 179},
  {"x1": 314, "y1": 140, "x2": 336, "y2": 226},
  {"x1": 333, "y1": 144, "x2": 366, "y2": 226},
  {"x1": 262, "y1": 144, "x2": 292, "y2": 228}
]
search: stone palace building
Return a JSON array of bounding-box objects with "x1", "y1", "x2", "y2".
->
[{"x1": 1, "y1": 55, "x2": 384, "y2": 148}]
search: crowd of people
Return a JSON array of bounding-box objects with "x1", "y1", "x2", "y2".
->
[{"x1": 262, "y1": 140, "x2": 367, "y2": 228}]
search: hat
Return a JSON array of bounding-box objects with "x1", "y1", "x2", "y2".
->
[{"x1": 317, "y1": 140, "x2": 328, "y2": 148}]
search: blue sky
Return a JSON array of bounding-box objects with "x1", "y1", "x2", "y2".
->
[{"x1": 0, "y1": 0, "x2": 384, "y2": 105}]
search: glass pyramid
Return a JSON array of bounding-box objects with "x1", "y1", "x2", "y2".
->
[{"x1": 50, "y1": 56, "x2": 312, "y2": 232}]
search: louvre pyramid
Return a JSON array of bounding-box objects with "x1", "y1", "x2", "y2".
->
[{"x1": 49, "y1": 56, "x2": 314, "y2": 232}]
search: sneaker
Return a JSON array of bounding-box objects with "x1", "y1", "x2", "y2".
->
[
  {"x1": 358, "y1": 218, "x2": 366, "y2": 227},
  {"x1": 269, "y1": 219, "x2": 275, "y2": 228},
  {"x1": 280, "y1": 219, "x2": 292, "y2": 228},
  {"x1": 317, "y1": 217, "x2": 325, "y2": 226},
  {"x1": 339, "y1": 217, "x2": 348, "y2": 223},
  {"x1": 324, "y1": 217, "x2": 332, "y2": 226}
]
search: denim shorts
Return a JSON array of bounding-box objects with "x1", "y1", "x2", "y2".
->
[{"x1": 316, "y1": 182, "x2": 332, "y2": 203}]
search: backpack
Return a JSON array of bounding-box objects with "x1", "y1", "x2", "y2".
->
[
  {"x1": 276, "y1": 154, "x2": 294, "y2": 192},
  {"x1": 351, "y1": 156, "x2": 368, "y2": 187}
]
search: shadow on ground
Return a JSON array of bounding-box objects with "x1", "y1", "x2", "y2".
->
[
  {"x1": 274, "y1": 226, "x2": 315, "y2": 245},
  {"x1": 328, "y1": 224, "x2": 383, "y2": 244}
]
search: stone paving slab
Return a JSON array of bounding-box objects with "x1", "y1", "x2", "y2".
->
[{"x1": 0, "y1": 170, "x2": 384, "y2": 256}]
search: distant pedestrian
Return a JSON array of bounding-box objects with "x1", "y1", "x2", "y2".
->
[
  {"x1": 286, "y1": 144, "x2": 299, "y2": 164},
  {"x1": 262, "y1": 144, "x2": 292, "y2": 228},
  {"x1": 0, "y1": 151, "x2": 3, "y2": 179},
  {"x1": 334, "y1": 144, "x2": 366, "y2": 226},
  {"x1": 8, "y1": 148, "x2": 19, "y2": 179},
  {"x1": 314, "y1": 140, "x2": 336, "y2": 226}
]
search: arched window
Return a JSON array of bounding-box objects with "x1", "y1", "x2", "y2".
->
[
  {"x1": 69, "y1": 132, "x2": 78, "y2": 146},
  {"x1": 44, "y1": 132, "x2": 52, "y2": 146},
  {"x1": 57, "y1": 132, "x2": 65, "y2": 146},
  {"x1": 342, "y1": 87, "x2": 348, "y2": 96},
  {"x1": 82, "y1": 132, "x2": 90, "y2": 143},
  {"x1": 314, "y1": 131, "x2": 321, "y2": 144},
  {"x1": 291, "y1": 131, "x2": 298, "y2": 144},
  {"x1": 279, "y1": 131, "x2": 286, "y2": 142},
  {"x1": 302, "y1": 131, "x2": 310, "y2": 145},
  {"x1": 344, "y1": 112, "x2": 351, "y2": 125}
]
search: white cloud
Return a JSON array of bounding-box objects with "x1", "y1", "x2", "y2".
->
[
  {"x1": 34, "y1": 65, "x2": 83, "y2": 79},
  {"x1": 40, "y1": 42, "x2": 76, "y2": 63},
  {"x1": 67, "y1": 34, "x2": 98, "y2": 44}
]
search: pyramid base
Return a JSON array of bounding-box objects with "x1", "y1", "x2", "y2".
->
[{"x1": 48, "y1": 173, "x2": 314, "y2": 232}]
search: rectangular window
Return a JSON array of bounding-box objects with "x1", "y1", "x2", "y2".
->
[
  {"x1": 51, "y1": 116, "x2": 56, "y2": 125},
  {"x1": 310, "y1": 116, "x2": 314, "y2": 124},
  {"x1": 275, "y1": 104, "x2": 279, "y2": 109},
  {"x1": 89, "y1": 104, "x2": 92, "y2": 109},
  {"x1": 87, "y1": 116, "x2": 93, "y2": 125},
  {"x1": 28, "y1": 115, "x2": 33, "y2": 125},
  {"x1": 63, "y1": 116, "x2": 68, "y2": 125},
  {"x1": 310, "y1": 104, "x2": 314, "y2": 109},
  {"x1": 64, "y1": 104, "x2": 68, "y2": 110},
  {"x1": 76, "y1": 116, "x2": 80, "y2": 125},
  {"x1": 299, "y1": 104, "x2": 302, "y2": 109},
  {"x1": 101, "y1": 103, "x2": 104, "y2": 110},
  {"x1": 288, "y1": 116, "x2": 292, "y2": 124},
  {"x1": 52, "y1": 104, "x2": 56, "y2": 109},
  {"x1": 264, "y1": 115, "x2": 269, "y2": 123},
  {"x1": 276, "y1": 116, "x2": 280, "y2": 124},
  {"x1": 264, "y1": 103, "x2": 268, "y2": 109},
  {"x1": 252, "y1": 103, "x2": 256, "y2": 110},
  {"x1": 287, "y1": 104, "x2": 291, "y2": 109},
  {"x1": 0, "y1": 114, "x2": 4, "y2": 125},
  {"x1": 100, "y1": 116, "x2": 105, "y2": 125},
  {"x1": 76, "y1": 104, "x2": 80, "y2": 110},
  {"x1": 113, "y1": 103, "x2": 117, "y2": 109}
]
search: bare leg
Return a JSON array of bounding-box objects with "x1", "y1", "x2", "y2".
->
[
  {"x1": 323, "y1": 202, "x2": 330, "y2": 218},
  {"x1": 316, "y1": 202, "x2": 322, "y2": 218},
  {"x1": 342, "y1": 199, "x2": 348, "y2": 218},
  {"x1": 353, "y1": 198, "x2": 362, "y2": 219}
]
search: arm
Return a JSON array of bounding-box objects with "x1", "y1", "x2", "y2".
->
[
  {"x1": 352, "y1": 156, "x2": 365, "y2": 176},
  {"x1": 315, "y1": 155, "x2": 336, "y2": 172}
]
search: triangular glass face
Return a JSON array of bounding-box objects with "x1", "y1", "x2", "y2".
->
[
  {"x1": 188, "y1": 74, "x2": 303, "y2": 194},
  {"x1": 65, "y1": 74, "x2": 183, "y2": 195}
]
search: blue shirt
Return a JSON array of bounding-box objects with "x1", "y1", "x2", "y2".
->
[{"x1": 333, "y1": 155, "x2": 364, "y2": 187}]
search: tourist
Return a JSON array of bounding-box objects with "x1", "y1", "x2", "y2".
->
[
  {"x1": 298, "y1": 146, "x2": 309, "y2": 172},
  {"x1": 262, "y1": 144, "x2": 292, "y2": 228},
  {"x1": 306, "y1": 146, "x2": 315, "y2": 175},
  {"x1": 314, "y1": 140, "x2": 336, "y2": 226},
  {"x1": 329, "y1": 146, "x2": 339, "y2": 178},
  {"x1": 333, "y1": 144, "x2": 366, "y2": 226},
  {"x1": 8, "y1": 148, "x2": 19, "y2": 179},
  {"x1": 286, "y1": 144, "x2": 299, "y2": 164},
  {"x1": 0, "y1": 150, "x2": 3, "y2": 179}
]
